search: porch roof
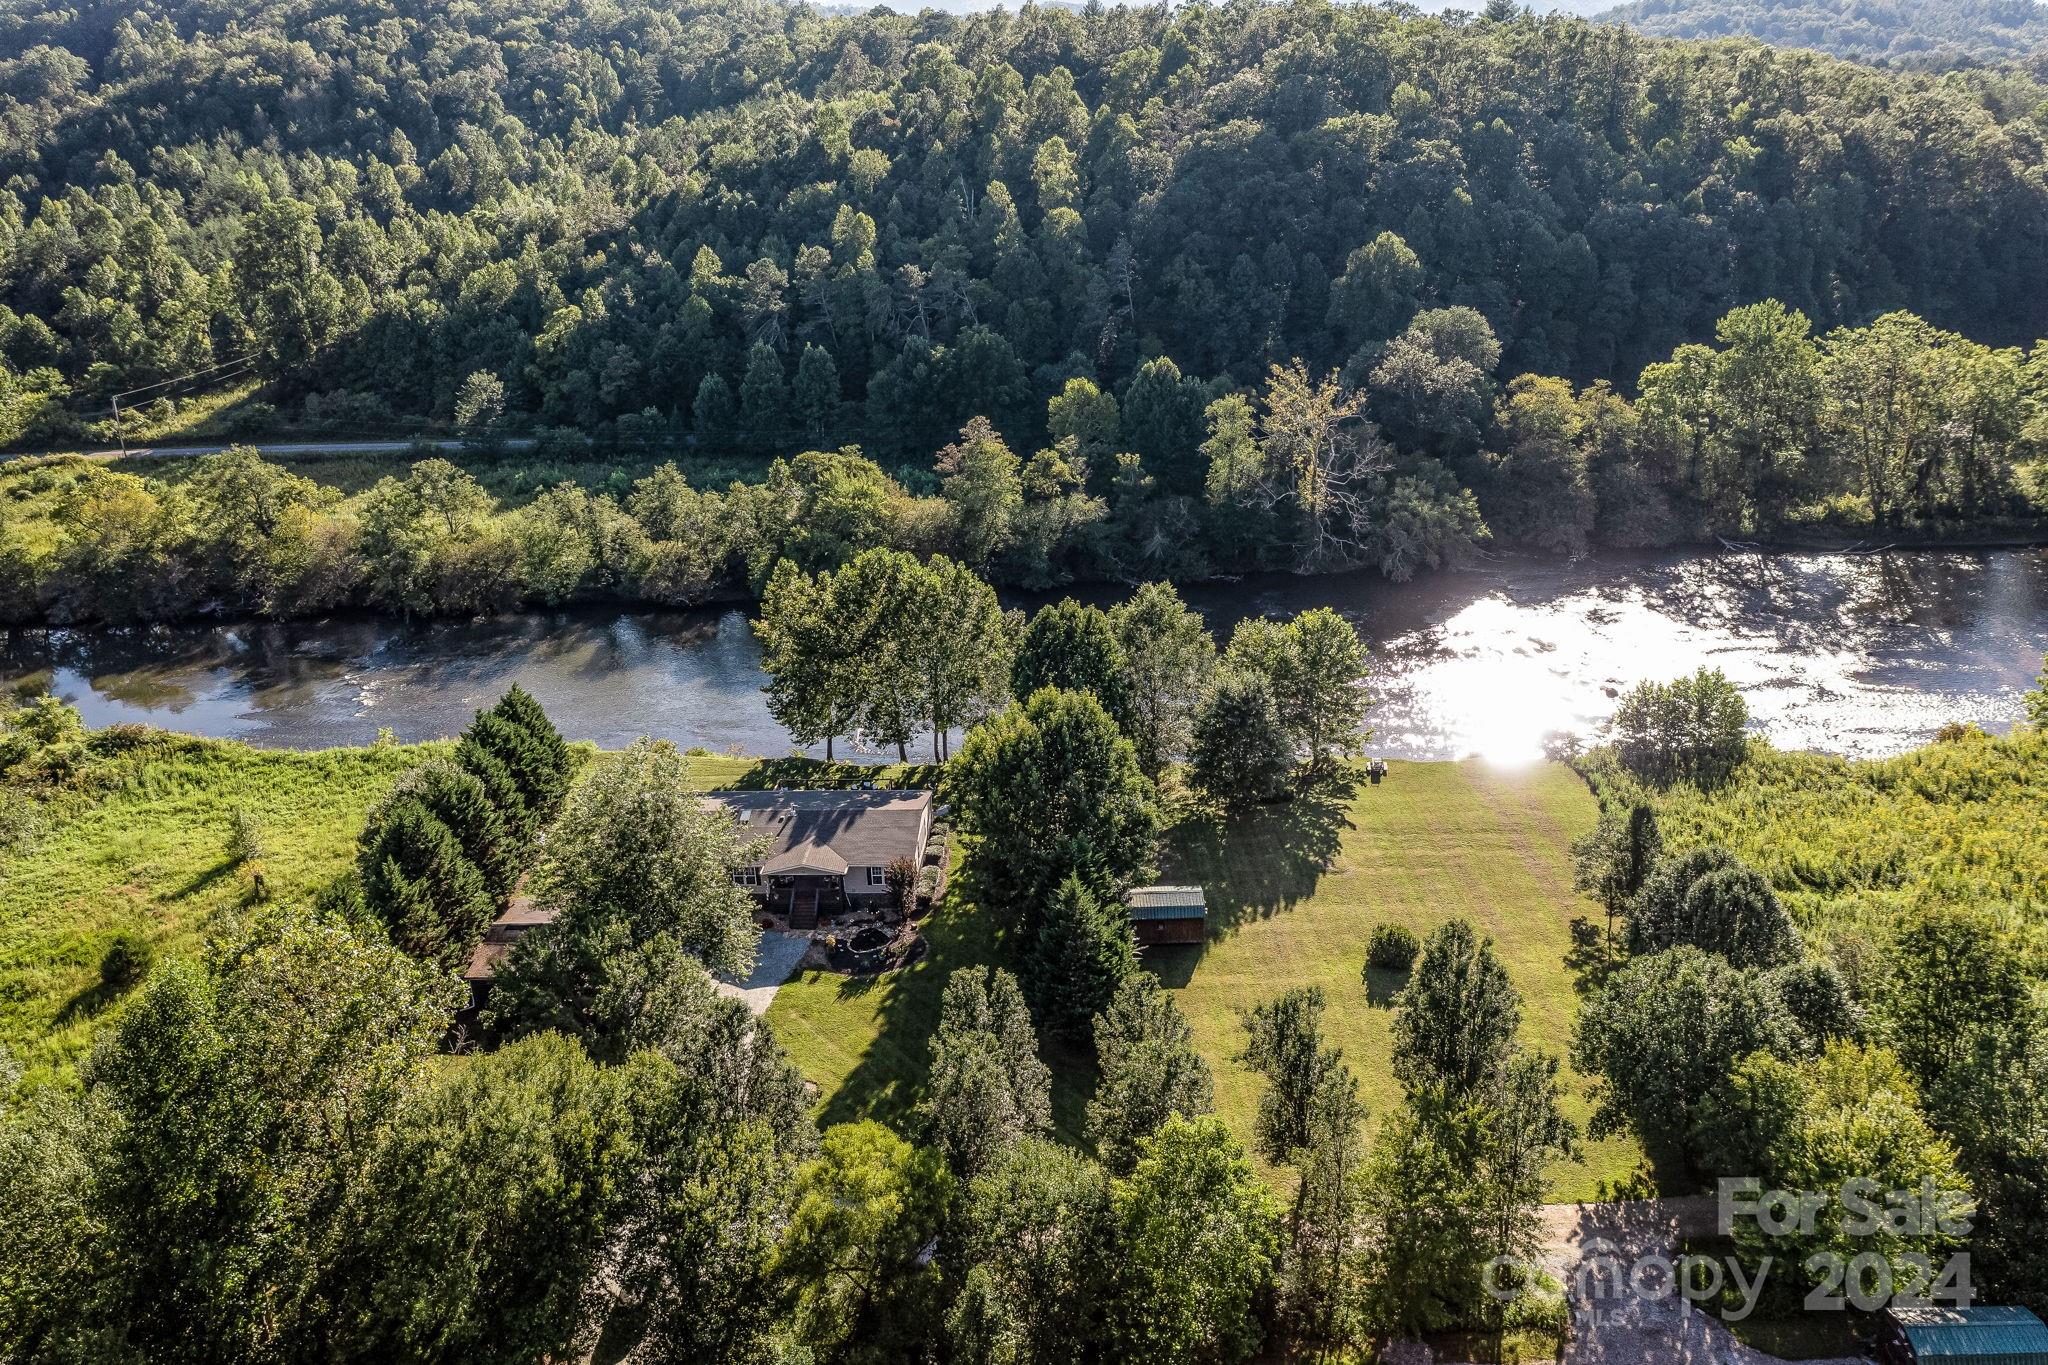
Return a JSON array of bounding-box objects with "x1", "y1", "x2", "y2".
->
[{"x1": 761, "y1": 840, "x2": 850, "y2": 876}]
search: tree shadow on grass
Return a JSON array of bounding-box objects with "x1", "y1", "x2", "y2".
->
[
  {"x1": 53, "y1": 978, "x2": 123, "y2": 1028},
  {"x1": 806, "y1": 862, "x2": 1005, "y2": 1134},
  {"x1": 173, "y1": 855, "x2": 237, "y2": 899},
  {"x1": 1564, "y1": 914, "x2": 1622, "y2": 995},
  {"x1": 802, "y1": 860, "x2": 1093, "y2": 1145},
  {"x1": 1159, "y1": 770, "x2": 1358, "y2": 939},
  {"x1": 707, "y1": 756, "x2": 943, "y2": 792},
  {"x1": 1363, "y1": 965, "x2": 1410, "y2": 1007}
]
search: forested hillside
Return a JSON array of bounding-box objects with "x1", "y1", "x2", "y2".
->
[
  {"x1": 2, "y1": 0, "x2": 2045, "y2": 443},
  {"x1": 1596, "y1": 0, "x2": 2048, "y2": 67},
  {"x1": 1, "y1": 0, "x2": 2047, "y2": 621}
]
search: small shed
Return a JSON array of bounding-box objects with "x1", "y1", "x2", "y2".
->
[
  {"x1": 1881, "y1": 1306, "x2": 2048, "y2": 1365},
  {"x1": 1128, "y1": 885, "x2": 1207, "y2": 947}
]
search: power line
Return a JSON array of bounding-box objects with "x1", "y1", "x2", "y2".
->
[
  {"x1": 109, "y1": 353, "x2": 260, "y2": 403},
  {"x1": 109, "y1": 353, "x2": 261, "y2": 456}
]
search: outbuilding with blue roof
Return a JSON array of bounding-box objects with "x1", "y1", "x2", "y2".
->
[{"x1": 1880, "y1": 1305, "x2": 2048, "y2": 1365}]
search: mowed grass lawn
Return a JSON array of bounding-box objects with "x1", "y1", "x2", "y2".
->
[
  {"x1": 7, "y1": 739, "x2": 1640, "y2": 1198},
  {"x1": 765, "y1": 757, "x2": 1643, "y2": 1201}
]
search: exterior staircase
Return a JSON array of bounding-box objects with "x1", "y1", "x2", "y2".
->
[{"x1": 788, "y1": 884, "x2": 821, "y2": 931}]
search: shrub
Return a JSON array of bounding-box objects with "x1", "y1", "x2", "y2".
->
[
  {"x1": 885, "y1": 856, "x2": 917, "y2": 913},
  {"x1": 1366, "y1": 922, "x2": 1421, "y2": 972},
  {"x1": 226, "y1": 808, "x2": 264, "y2": 865},
  {"x1": 85, "y1": 722, "x2": 161, "y2": 756},
  {"x1": 99, "y1": 931, "x2": 154, "y2": 990}
]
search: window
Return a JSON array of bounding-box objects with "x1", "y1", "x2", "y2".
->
[
  {"x1": 736, "y1": 866, "x2": 760, "y2": 887},
  {"x1": 867, "y1": 866, "x2": 886, "y2": 887}
]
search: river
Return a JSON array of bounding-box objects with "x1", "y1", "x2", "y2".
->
[{"x1": 3, "y1": 548, "x2": 2042, "y2": 764}]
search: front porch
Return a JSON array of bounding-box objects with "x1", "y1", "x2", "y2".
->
[{"x1": 768, "y1": 872, "x2": 848, "y2": 930}]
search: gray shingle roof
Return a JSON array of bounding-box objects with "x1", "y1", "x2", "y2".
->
[{"x1": 706, "y1": 789, "x2": 932, "y2": 874}]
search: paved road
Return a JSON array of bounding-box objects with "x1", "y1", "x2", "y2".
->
[{"x1": 59, "y1": 437, "x2": 541, "y2": 460}]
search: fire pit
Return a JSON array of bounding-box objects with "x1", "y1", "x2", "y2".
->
[{"x1": 846, "y1": 924, "x2": 891, "y2": 967}]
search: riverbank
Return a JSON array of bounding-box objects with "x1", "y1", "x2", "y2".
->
[
  {"x1": 7, "y1": 545, "x2": 2040, "y2": 762},
  {"x1": 4, "y1": 444, "x2": 2046, "y2": 636}
]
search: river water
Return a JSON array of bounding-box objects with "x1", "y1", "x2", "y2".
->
[{"x1": 3, "y1": 548, "x2": 2042, "y2": 764}]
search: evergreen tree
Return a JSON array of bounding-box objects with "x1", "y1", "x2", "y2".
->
[
  {"x1": 792, "y1": 342, "x2": 841, "y2": 439},
  {"x1": 1088, "y1": 975, "x2": 1215, "y2": 1175},
  {"x1": 453, "y1": 735, "x2": 533, "y2": 846},
  {"x1": 357, "y1": 799, "x2": 497, "y2": 972},
  {"x1": 463, "y1": 686, "x2": 573, "y2": 830},
  {"x1": 1029, "y1": 876, "x2": 1137, "y2": 1042},
  {"x1": 377, "y1": 759, "x2": 519, "y2": 901},
  {"x1": 919, "y1": 967, "x2": 1052, "y2": 1180},
  {"x1": 738, "y1": 341, "x2": 789, "y2": 436},
  {"x1": 1118, "y1": 357, "x2": 1211, "y2": 496},
  {"x1": 692, "y1": 372, "x2": 737, "y2": 437},
  {"x1": 1390, "y1": 920, "x2": 1520, "y2": 1099}
]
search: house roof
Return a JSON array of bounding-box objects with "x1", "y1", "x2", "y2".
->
[
  {"x1": 706, "y1": 788, "x2": 932, "y2": 875},
  {"x1": 762, "y1": 839, "x2": 849, "y2": 876},
  {"x1": 1127, "y1": 885, "x2": 1207, "y2": 921},
  {"x1": 1890, "y1": 1306, "x2": 2048, "y2": 1361},
  {"x1": 463, "y1": 896, "x2": 556, "y2": 984}
]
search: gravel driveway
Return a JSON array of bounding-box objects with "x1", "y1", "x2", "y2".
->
[
  {"x1": 1539, "y1": 1200, "x2": 1869, "y2": 1365},
  {"x1": 713, "y1": 930, "x2": 811, "y2": 1016}
]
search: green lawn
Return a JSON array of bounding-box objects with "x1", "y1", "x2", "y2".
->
[
  {"x1": 765, "y1": 758, "x2": 1643, "y2": 1201},
  {"x1": 5, "y1": 738, "x2": 1644, "y2": 1198},
  {"x1": 0, "y1": 737, "x2": 430, "y2": 1088}
]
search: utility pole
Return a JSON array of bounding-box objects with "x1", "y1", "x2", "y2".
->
[{"x1": 104, "y1": 352, "x2": 256, "y2": 458}]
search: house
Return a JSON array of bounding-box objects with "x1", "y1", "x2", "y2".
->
[
  {"x1": 454, "y1": 896, "x2": 556, "y2": 1038},
  {"x1": 1880, "y1": 1306, "x2": 2048, "y2": 1365},
  {"x1": 1127, "y1": 885, "x2": 1207, "y2": 947},
  {"x1": 707, "y1": 788, "x2": 935, "y2": 929},
  {"x1": 461, "y1": 896, "x2": 554, "y2": 1002}
]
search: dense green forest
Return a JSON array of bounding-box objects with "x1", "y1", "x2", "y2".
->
[
  {"x1": 2, "y1": 0, "x2": 2047, "y2": 452},
  {"x1": 1596, "y1": 0, "x2": 2048, "y2": 68},
  {"x1": 5, "y1": 292, "x2": 2045, "y2": 626},
  {"x1": 3, "y1": 0, "x2": 2048, "y2": 617}
]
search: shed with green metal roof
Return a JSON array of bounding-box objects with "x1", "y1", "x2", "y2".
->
[
  {"x1": 1880, "y1": 1306, "x2": 2048, "y2": 1364},
  {"x1": 1126, "y1": 885, "x2": 1207, "y2": 947}
]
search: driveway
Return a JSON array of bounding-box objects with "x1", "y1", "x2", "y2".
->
[
  {"x1": 713, "y1": 930, "x2": 810, "y2": 1016},
  {"x1": 1538, "y1": 1200, "x2": 1868, "y2": 1365}
]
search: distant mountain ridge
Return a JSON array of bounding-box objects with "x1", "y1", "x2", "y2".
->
[
  {"x1": 1591, "y1": 0, "x2": 2048, "y2": 65},
  {"x1": 837, "y1": 0, "x2": 2047, "y2": 65}
]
